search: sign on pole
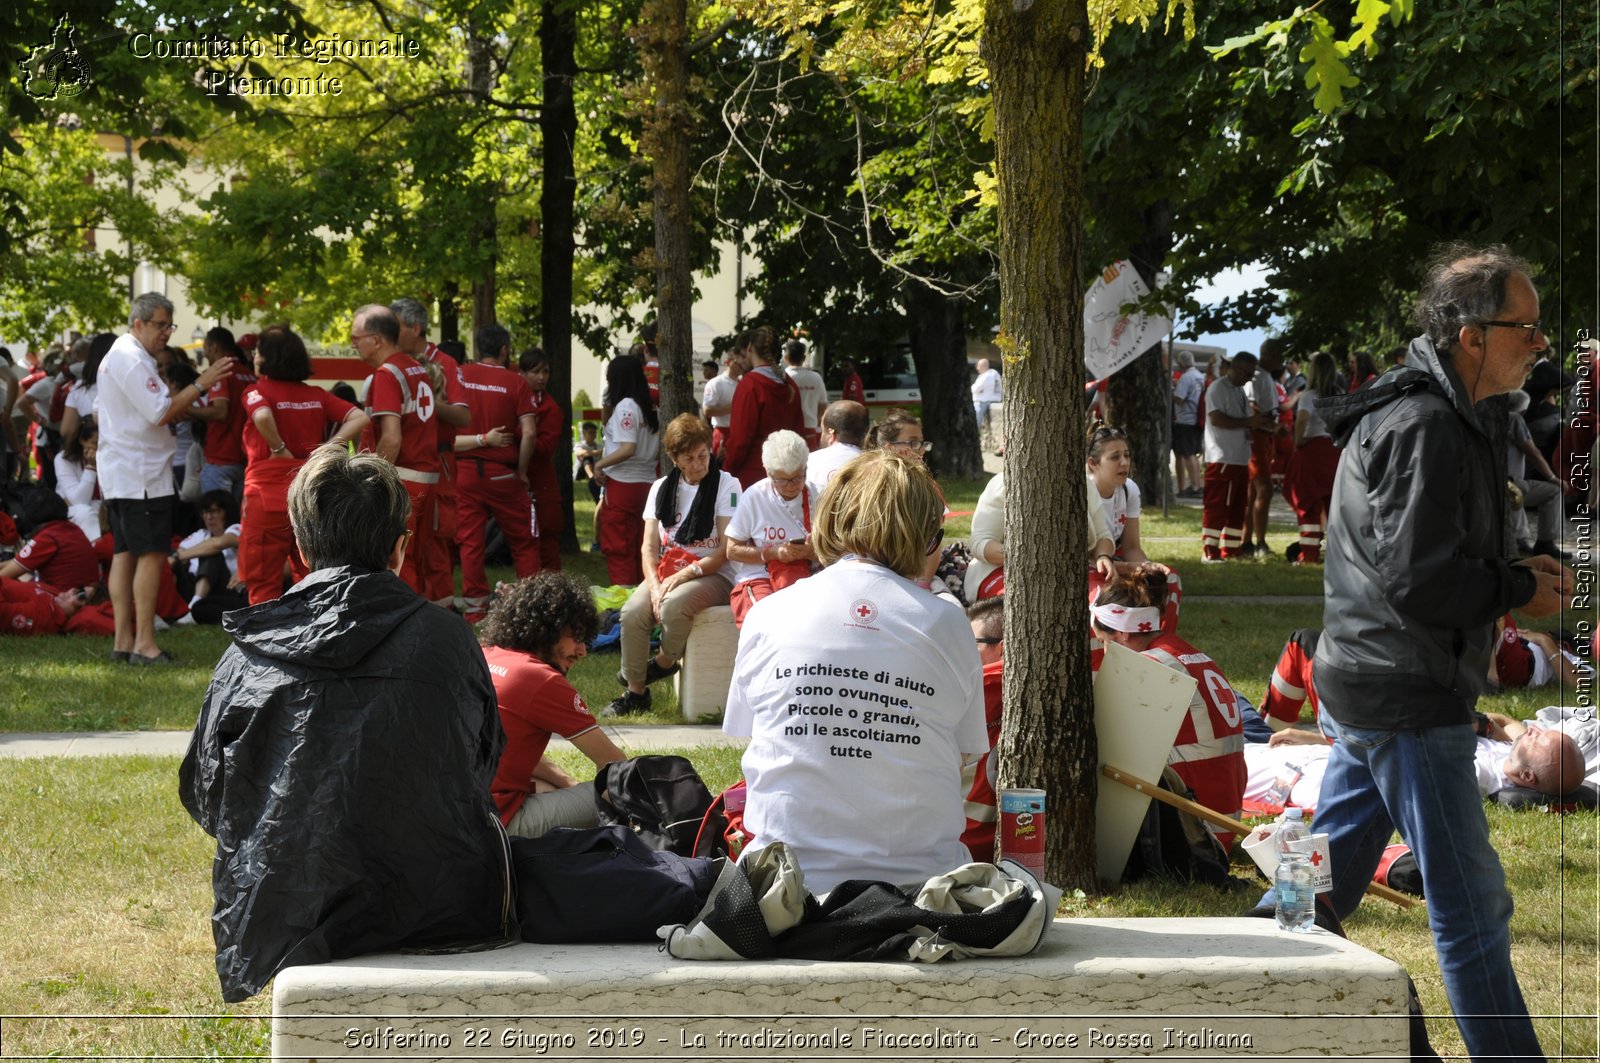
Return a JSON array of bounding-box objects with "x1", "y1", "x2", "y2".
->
[{"x1": 1084, "y1": 260, "x2": 1172, "y2": 381}]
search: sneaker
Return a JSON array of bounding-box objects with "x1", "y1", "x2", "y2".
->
[
  {"x1": 1202, "y1": 548, "x2": 1224, "y2": 565},
  {"x1": 601, "y1": 688, "x2": 652, "y2": 718},
  {"x1": 176, "y1": 613, "x2": 197, "y2": 626},
  {"x1": 645, "y1": 656, "x2": 681, "y2": 684},
  {"x1": 1237, "y1": 541, "x2": 1257, "y2": 557}
]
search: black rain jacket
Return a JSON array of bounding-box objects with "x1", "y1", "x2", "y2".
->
[
  {"x1": 179, "y1": 565, "x2": 514, "y2": 1001},
  {"x1": 1312, "y1": 336, "x2": 1537, "y2": 731}
]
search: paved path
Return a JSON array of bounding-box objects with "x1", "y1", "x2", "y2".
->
[{"x1": 0, "y1": 724, "x2": 747, "y2": 760}]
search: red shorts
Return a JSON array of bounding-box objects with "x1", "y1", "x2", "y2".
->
[{"x1": 1248, "y1": 430, "x2": 1276, "y2": 481}]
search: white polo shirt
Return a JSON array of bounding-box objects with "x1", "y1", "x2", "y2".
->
[{"x1": 96, "y1": 333, "x2": 176, "y2": 500}]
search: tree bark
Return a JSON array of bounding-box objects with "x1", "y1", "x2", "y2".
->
[
  {"x1": 466, "y1": 25, "x2": 499, "y2": 335},
  {"x1": 639, "y1": 0, "x2": 697, "y2": 426},
  {"x1": 904, "y1": 281, "x2": 983, "y2": 481},
  {"x1": 1103, "y1": 200, "x2": 1175, "y2": 507},
  {"x1": 541, "y1": 0, "x2": 581, "y2": 552},
  {"x1": 981, "y1": 0, "x2": 1097, "y2": 893},
  {"x1": 438, "y1": 282, "x2": 460, "y2": 344}
]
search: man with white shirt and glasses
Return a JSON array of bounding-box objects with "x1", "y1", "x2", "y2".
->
[{"x1": 98, "y1": 293, "x2": 234, "y2": 664}]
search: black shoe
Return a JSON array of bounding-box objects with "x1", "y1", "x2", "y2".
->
[
  {"x1": 645, "y1": 657, "x2": 680, "y2": 684},
  {"x1": 129, "y1": 650, "x2": 178, "y2": 666},
  {"x1": 1237, "y1": 541, "x2": 1257, "y2": 557},
  {"x1": 601, "y1": 688, "x2": 652, "y2": 718}
]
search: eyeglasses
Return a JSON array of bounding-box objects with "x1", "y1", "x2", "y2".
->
[
  {"x1": 770, "y1": 473, "x2": 806, "y2": 485},
  {"x1": 926, "y1": 527, "x2": 945, "y2": 556},
  {"x1": 974, "y1": 636, "x2": 1001, "y2": 646},
  {"x1": 146, "y1": 319, "x2": 176, "y2": 333},
  {"x1": 1483, "y1": 320, "x2": 1543, "y2": 341},
  {"x1": 350, "y1": 332, "x2": 374, "y2": 345},
  {"x1": 890, "y1": 439, "x2": 933, "y2": 454}
]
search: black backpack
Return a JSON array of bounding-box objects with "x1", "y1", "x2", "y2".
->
[
  {"x1": 593, "y1": 755, "x2": 716, "y2": 856},
  {"x1": 1120, "y1": 766, "x2": 1231, "y2": 887}
]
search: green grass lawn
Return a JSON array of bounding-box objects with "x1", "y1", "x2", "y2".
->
[{"x1": 0, "y1": 753, "x2": 1593, "y2": 1060}]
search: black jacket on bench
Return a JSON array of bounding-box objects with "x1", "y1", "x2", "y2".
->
[{"x1": 179, "y1": 565, "x2": 514, "y2": 1001}]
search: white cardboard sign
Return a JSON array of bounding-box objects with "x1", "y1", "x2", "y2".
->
[{"x1": 1094, "y1": 640, "x2": 1196, "y2": 882}]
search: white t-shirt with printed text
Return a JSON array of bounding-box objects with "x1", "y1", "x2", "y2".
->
[
  {"x1": 1094, "y1": 476, "x2": 1142, "y2": 548},
  {"x1": 642, "y1": 469, "x2": 741, "y2": 559},
  {"x1": 724, "y1": 559, "x2": 987, "y2": 894}
]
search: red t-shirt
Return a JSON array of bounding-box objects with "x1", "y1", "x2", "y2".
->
[
  {"x1": 242, "y1": 380, "x2": 359, "y2": 494},
  {"x1": 528, "y1": 389, "x2": 564, "y2": 499},
  {"x1": 961, "y1": 658, "x2": 1006, "y2": 862},
  {"x1": 484, "y1": 646, "x2": 601, "y2": 824},
  {"x1": 419, "y1": 342, "x2": 468, "y2": 447},
  {"x1": 842, "y1": 372, "x2": 865, "y2": 404},
  {"x1": 14, "y1": 519, "x2": 99, "y2": 591},
  {"x1": 459, "y1": 362, "x2": 535, "y2": 466},
  {"x1": 364, "y1": 353, "x2": 440, "y2": 473},
  {"x1": 203, "y1": 365, "x2": 260, "y2": 466}
]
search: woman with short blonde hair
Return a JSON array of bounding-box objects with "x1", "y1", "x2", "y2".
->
[{"x1": 723, "y1": 448, "x2": 986, "y2": 894}]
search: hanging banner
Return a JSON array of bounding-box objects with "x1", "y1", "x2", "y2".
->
[{"x1": 1084, "y1": 260, "x2": 1173, "y2": 381}]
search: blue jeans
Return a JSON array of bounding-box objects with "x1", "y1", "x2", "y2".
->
[
  {"x1": 1316, "y1": 721, "x2": 1543, "y2": 1063},
  {"x1": 200, "y1": 461, "x2": 245, "y2": 500}
]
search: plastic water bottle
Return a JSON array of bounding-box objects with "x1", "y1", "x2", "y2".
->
[
  {"x1": 1275, "y1": 850, "x2": 1316, "y2": 932},
  {"x1": 1276, "y1": 806, "x2": 1309, "y2": 855}
]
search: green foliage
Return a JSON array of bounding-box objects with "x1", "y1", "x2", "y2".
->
[{"x1": 0, "y1": 125, "x2": 180, "y2": 342}]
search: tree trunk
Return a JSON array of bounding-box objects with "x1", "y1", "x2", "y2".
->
[
  {"x1": 466, "y1": 26, "x2": 499, "y2": 335},
  {"x1": 904, "y1": 281, "x2": 983, "y2": 481},
  {"x1": 1103, "y1": 200, "x2": 1175, "y2": 507},
  {"x1": 541, "y1": 0, "x2": 581, "y2": 552},
  {"x1": 981, "y1": 0, "x2": 1096, "y2": 893},
  {"x1": 439, "y1": 282, "x2": 460, "y2": 344},
  {"x1": 639, "y1": 0, "x2": 697, "y2": 426}
]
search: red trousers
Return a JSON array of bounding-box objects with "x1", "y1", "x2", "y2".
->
[
  {"x1": 1282, "y1": 436, "x2": 1339, "y2": 563},
  {"x1": 396, "y1": 479, "x2": 433, "y2": 596},
  {"x1": 599, "y1": 478, "x2": 650, "y2": 585},
  {"x1": 239, "y1": 483, "x2": 307, "y2": 605},
  {"x1": 416, "y1": 453, "x2": 457, "y2": 605},
  {"x1": 1201, "y1": 463, "x2": 1250, "y2": 558},
  {"x1": 457, "y1": 458, "x2": 540, "y2": 605},
  {"x1": 531, "y1": 467, "x2": 563, "y2": 572}
]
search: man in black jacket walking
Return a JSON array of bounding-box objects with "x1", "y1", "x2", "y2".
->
[
  {"x1": 180, "y1": 445, "x2": 513, "y2": 1002},
  {"x1": 1312, "y1": 245, "x2": 1570, "y2": 1063}
]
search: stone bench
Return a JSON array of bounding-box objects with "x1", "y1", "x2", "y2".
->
[
  {"x1": 674, "y1": 604, "x2": 737, "y2": 723},
  {"x1": 272, "y1": 917, "x2": 1410, "y2": 1061}
]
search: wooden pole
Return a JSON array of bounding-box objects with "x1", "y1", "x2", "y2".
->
[{"x1": 1102, "y1": 763, "x2": 1422, "y2": 910}]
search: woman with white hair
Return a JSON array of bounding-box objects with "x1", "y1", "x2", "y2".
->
[{"x1": 723, "y1": 429, "x2": 818, "y2": 625}]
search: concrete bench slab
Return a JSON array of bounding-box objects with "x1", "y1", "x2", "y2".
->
[
  {"x1": 674, "y1": 604, "x2": 737, "y2": 722},
  {"x1": 272, "y1": 917, "x2": 1410, "y2": 1061}
]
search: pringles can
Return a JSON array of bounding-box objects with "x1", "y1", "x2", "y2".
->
[{"x1": 999, "y1": 788, "x2": 1046, "y2": 874}]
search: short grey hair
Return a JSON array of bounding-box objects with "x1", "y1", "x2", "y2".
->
[
  {"x1": 1413, "y1": 242, "x2": 1533, "y2": 353},
  {"x1": 288, "y1": 445, "x2": 412, "y2": 572},
  {"x1": 1174, "y1": 349, "x2": 1194, "y2": 369},
  {"x1": 355, "y1": 304, "x2": 401, "y2": 345},
  {"x1": 762, "y1": 430, "x2": 810, "y2": 476},
  {"x1": 129, "y1": 292, "x2": 174, "y2": 328},
  {"x1": 390, "y1": 297, "x2": 428, "y2": 332}
]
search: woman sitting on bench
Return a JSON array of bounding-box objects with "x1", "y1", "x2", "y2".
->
[
  {"x1": 606, "y1": 414, "x2": 741, "y2": 717},
  {"x1": 723, "y1": 449, "x2": 987, "y2": 894}
]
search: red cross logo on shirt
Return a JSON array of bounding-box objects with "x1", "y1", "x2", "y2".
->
[
  {"x1": 416, "y1": 386, "x2": 433, "y2": 419},
  {"x1": 849, "y1": 598, "x2": 878, "y2": 625}
]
